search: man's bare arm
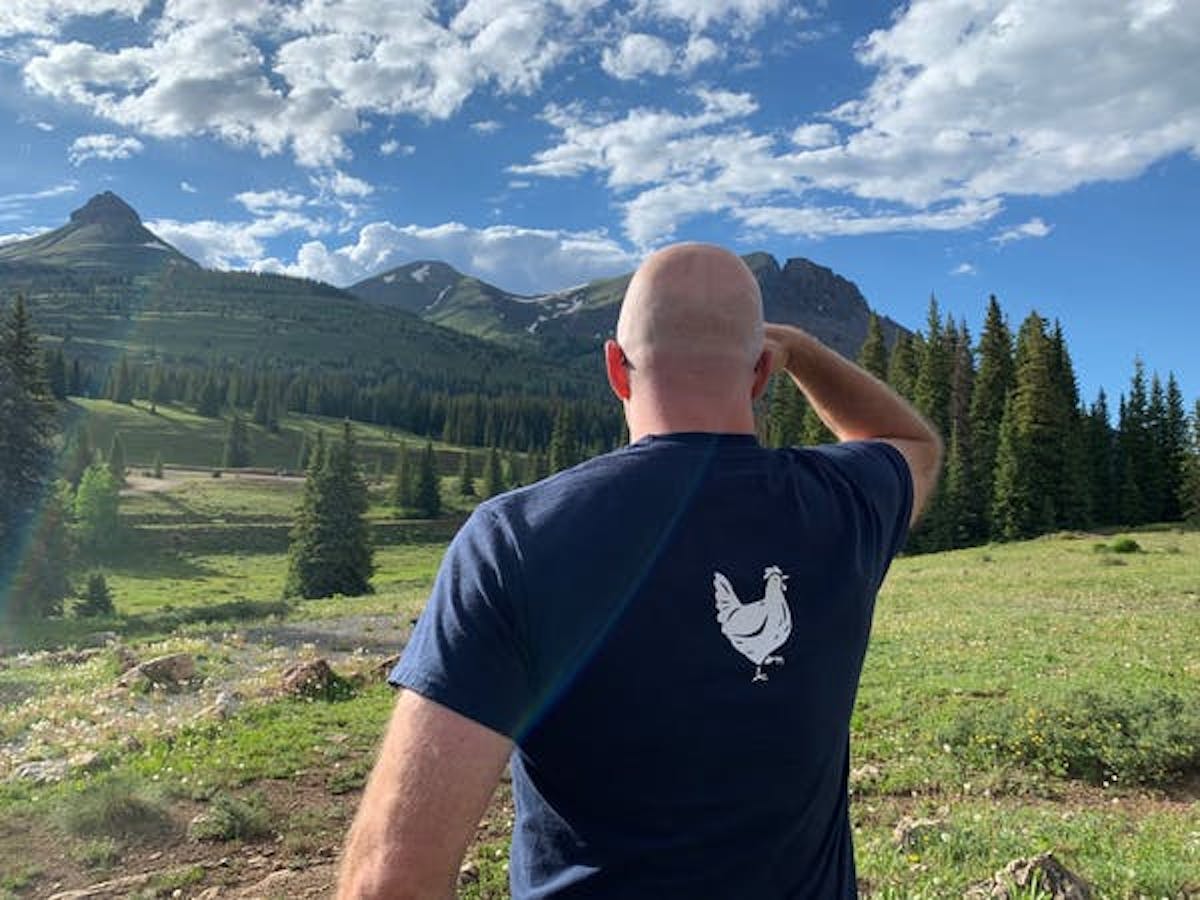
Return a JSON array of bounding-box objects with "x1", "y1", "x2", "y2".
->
[
  {"x1": 337, "y1": 689, "x2": 512, "y2": 900},
  {"x1": 764, "y1": 322, "x2": 943, "y2": 522}
]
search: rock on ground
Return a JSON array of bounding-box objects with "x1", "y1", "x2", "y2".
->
[
  {"x1": 118, "y1": 652, "x2": 195, "y2": 688},
  {"x1": 280, "y1": 659, "x2": 339, "y2": 698},
  {"x1": 965, "y1": 852, "x2": 1093, "y2": 899}
]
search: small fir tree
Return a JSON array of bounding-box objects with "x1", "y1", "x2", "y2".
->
[
  {"x1": 482, "y1": 446, "x2": 504, "y2": 499},
  {"x1": 392, "y1": 442, "x2": 414, "y2": 513},
  {"x1": 549, "y1": 405, "x2": 581, "y2": 472},
  {"x1": 857, "y1": 313, "x2": 889, "y2": 381},
  {"x1": 152, "y1": 452, "x2": 164, "y2": 479},
  {"x1": 74, "y1": 572, "x2": 115, "y2": 618},
  {"x1": 7, "y1": 481, "x2": 73, "y2": 619},
  {"x1": 222, "y1": 414, "x2": 252, "y2": 469},
  {"x1": 107, "y1": 432, "x2": 127, "y2": 485},
  {"x1": 414, "y1": 441, "x2": 442, "y2": 518},
  {"x1": 457, "y1": 452, "x2": 476, "y2": 497}
]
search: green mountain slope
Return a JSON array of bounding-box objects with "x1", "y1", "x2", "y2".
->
[
  {"x1": 0, "y1": 193, "x2": 599, "y2": 397},
  {"x1": 351, "y1": 252, "x2": 907, "y2": 360}
]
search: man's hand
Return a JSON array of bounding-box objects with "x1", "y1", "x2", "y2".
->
[{"x1": 764, "y1": 321, "x2": 943, "y2": 522}]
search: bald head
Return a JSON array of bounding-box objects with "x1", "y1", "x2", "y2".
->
[{"x1": 617, "y1": 243, "x2": 764, "y2": 374}]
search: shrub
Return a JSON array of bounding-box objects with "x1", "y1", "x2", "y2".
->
[
  {"x1": 74, "y1": 572, "x2": 115, "y2": 617},
  {"x1": 941, "y1": 686, "x2": 1200, "y2": 786},
  {"x1": 57, "y1": 774, "x2": 173, "y2": 840},
  {"x1": 187, "y1": 792, "x2": 271, "y2": 842},
  {"x1": 1110, "y1": 537, "x2": 1142, "y2": 553}
]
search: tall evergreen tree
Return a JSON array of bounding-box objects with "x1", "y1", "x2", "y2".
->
[
  {"x1": 44, "y1": 348, "x2": 68, "y2": 400},
  {"x1": 482, "y1": 446, "x2": 505, "y2": 498},
  {"x1": 0, "y1": 296, "x2": 57, "y2": 568},
  {"x1": 63, "y1": 426, "x2": 96, "y2": 488},
  {"x1": 989, "y1": 313, "x2": 1060, "y2": 539},
  {"x1": 222, "y1": 414, "x2": 252, "y2": 468},
  {"x1": 1182, "y1": 399, "x2": 1200, "y2": 524},
  {"x1": 107, "y1": 432, "x2": 127, "y2": 484},
  {"x1": 914, "y1": 297, "x2": 953, "y2": 438},
  {"x1": 857, "y1": 313, "x2": 889, "y2": 381},
  {"x1": 1116, "y1": 361, "x2": 1151, "y2": 524},
  {"x1": 969, "y1": 295, "x2": 1014, "y2": 535},
  {"x1": 549, "y1": 405, "x2": 581, "y2": 472},
  {"x1": 391, "y1": 442, "x2": 414, "y2": 513},
  {"x1": 414, "y1": 441, "x2": 442, "y2": 518},
  {"x1": 1047, "y1": 321, "x2": 1090, "y2": 529},
  {"x1": 1161, "y1": 375, "x2": 1189, "y2": 521},
  {"x1": 108, "y1": 356, "x2": 135, "y2": 404},
  {"x1": 8, "y1": 481, "x2": 72, "y2": 619},
  {"x1": 886, "y1": 331, "x2": 919, "y2": 401},
  {"x1": 765, "y1": 375, "x2": 804, "y2": 447},
  {"x1": 1083, "y1": 391, "x2": 1118, "y2": 526},
  {"x1": 284, "y1": 421, "x2": 373, "y2": 598},
  {"x1": 457, "y1": 451, "x2": 476, "y2": 497}
]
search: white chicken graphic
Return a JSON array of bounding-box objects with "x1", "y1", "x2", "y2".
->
[{"x1": 713, "y1": 566, "x2": 793, "y2": 682}]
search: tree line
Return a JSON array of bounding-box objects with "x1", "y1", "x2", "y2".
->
[{"x1": 765, "y1": 296, "x2": 1200, "y2": 552}]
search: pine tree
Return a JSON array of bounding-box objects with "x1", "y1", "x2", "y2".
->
[
  {"x1": 391, "y1": 442, "x2": 414, "y2": 514},
  {"x1": 1182, "y1": 399, "x2": 1200, "y2": 524},
  {"x1": 414, "y1": 441, "x2": 442, "y2": 518},
  {"x1": 0, "y1": 295, "x2": 57, "y2": 564},
  {"x1": 108, "y1": 432, "x2": 127, "y2": 484},
  {"x1": 989, "y1": 313, "x2": 1060, "y2": 539},
  {"x1": 64, "y1": 426, "x2": 96, "y2": 488},
  {"x1": 800, "y1": 404, "x2": 834, "y2": 445},
  {"x1": 942, "y1": 422, "x2": 978, "y2": 548},
  {"x1": 44, "y1": 348, "x2": 67, "y2": 400},
  {"x1": 296, "y1": 431, "x2": 310, "y2": 473},
  {"x1": 886, "y1": 331, "x2": 919, "y2": 401},
  {"x1": 74, "y1": 572, "x2": 115, "y2": 618},
  {"x1": 857, "y1": 313, "x2": 889, "y2": 381},
  {"x1": 284, "y1": 421, "x2": 373, "y2": 599},
  {"x1": 969, "y1": 295, "x2": 1014, "y2": 535},
  {"x1": 457, "y1": 452, "x2": 476, "y2": 497},
  {"x1": 1161, "y1": 375, "x2": 1189, "y2": 521},
  {"x1": 549, "y1": 405, "x2": 581, "y2": 472},
  {"x1": 153, "y1": 452, "x2": 164, "y2": 479},
  {"x1": 1047, "y1": 321, "x2": 1090, "y2": 529},
  {"x1": 482, "y1": 446, "x2": 505, "y2": 498},
  {"x1": 1083, "y1": 391, "x2": 1118, "y2": 527},
  {"x1": 222, "y1": 414, "x2": 252, "y2": 468},
  {"x1": 765, "y1": 375, "x2": 804, "y2": 447},
  {"x1": 1116, "y1": 361, "x2": 1151, "y2": 525},
  {"x1": 109, "y1": 356, "x2": 135, "y2": 404},
  {"x1": 914, "y1": 297, "x2": 953, "y2": 438},
  {"x1": 8, "y1": 481, "x2": 73, "y2": 619}
]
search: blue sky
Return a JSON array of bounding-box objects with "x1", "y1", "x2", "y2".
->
[{"x1": 1, "y1": 0, "x2": 1197, "y2": 408}]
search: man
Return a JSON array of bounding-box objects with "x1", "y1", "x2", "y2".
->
[{"x1": 338, "y1": 244, "x2": 941, "y2": 898}]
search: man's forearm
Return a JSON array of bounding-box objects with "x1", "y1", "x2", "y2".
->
[
  {"x1": 766, "y1": 323, "x2": 938, "y2": 446},
  {"x1": 766, "y1": 323, "x2": 943, "y2": 519}
]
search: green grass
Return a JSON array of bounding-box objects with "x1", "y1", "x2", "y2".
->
[{"x1": 2, "y1": 466, "x2": 1197, "y2": 897}]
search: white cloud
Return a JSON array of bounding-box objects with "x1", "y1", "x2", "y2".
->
[
  {"x1": 0, "y1": 0, "x2": 150, "y2": 37},
  {"x1": 0, "y1": 227, "x2": 52, "y2": 245},
  {"x1": 379, "y1": 140, "x2": 415, "y2": 156},
  {"x1": 67, "y1": 132, "x2": 144, "y2": 165},
  {"x1": 34, "y1": 121, "x2": 55, "y2": 132},
  {"x1": 147, "y1": 210, "x2": 326, "y2": 269},
  {"x1": 601, "y1": 33, "x2": 675, "y2": 80},
  {"x1": 791, "y1": 123, "x2": 837, "y2": 148},
  {"x1": 471, "y1": 119, "x2": 502, "y2": 134},
  {"x1": 951, "y1": 262, "x2": 977, "y2": 276},
  {"x1": 258, "y1": 219, "x2": 637, "y2": 293},
  {"x1": 0, "y1": 183, "x2": 78, "y2": 209},
  {"x1": 180, "y1": 180, "x2": 197, "y2": 193},
  {"x1": 235, "y1": 189, "x2": 308, "y2": 214},
  {"x1": 992, "y1": 217, "x2": 1052, "y2": 245},
  {"x1": 310, "y1": 170, "x2": 373, "y2": 198},
  {"x1": 736, "y1": 198, "x2": 1003, "y2": 239},
  {"x1": 682, "y1": 35, "x2": 722, "y2": 69},
  {"x1": 634, "y1": 0, "x2": 787, "y2": 32}
]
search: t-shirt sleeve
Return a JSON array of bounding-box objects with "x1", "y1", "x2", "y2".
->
[
  {"x1": 389, "y1": 506, "x2": 533, "y2": 740},
  {"x1": 814, "y1": 440, "x2": 913, "y2": 575}
]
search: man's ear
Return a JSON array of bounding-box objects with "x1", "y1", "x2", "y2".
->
[
  {"x1": 750, "y1": 348, "x2": 772, "y2": 400},
  {"x1": 605, "y1": 339, "x2": 631, "y2": 401}
]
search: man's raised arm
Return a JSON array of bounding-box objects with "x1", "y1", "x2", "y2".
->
[{"x1": 764, "y1": 322, "x2": 943, "y2": 522}]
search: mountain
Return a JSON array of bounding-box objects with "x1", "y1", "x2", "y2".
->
[
  {"x1": 351, "y1": 252, "x2": 906, "y2": 360},
  {"x1": 0, "y1": 191, "x2": 197, "y2": 273},
  {"x1": 0, "y1": 193, "x2": 599, "y2": 397}
]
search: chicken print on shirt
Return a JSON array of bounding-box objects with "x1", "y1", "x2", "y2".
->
[{"x1": 713, "y1": 566, "x2": 793, "y2": 682}]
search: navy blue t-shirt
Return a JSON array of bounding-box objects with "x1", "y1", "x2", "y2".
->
[{"x1": 391, "y1": 433, "x2": 912, "y2": 898}]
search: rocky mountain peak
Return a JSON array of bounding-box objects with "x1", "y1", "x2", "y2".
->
[{"x1": 70, "y1": 191, "x2": 142, "y2": 227}]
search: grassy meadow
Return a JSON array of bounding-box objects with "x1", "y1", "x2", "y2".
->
[{"x1": 0, "y1": 464, "x2": 1197, "y2": 897}]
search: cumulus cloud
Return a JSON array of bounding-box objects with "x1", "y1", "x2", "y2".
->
[
  {"x1": 147, "y1": 209, "x2": 326, "y2": 269},
  {"x1": 310, "y1": 170, "x2": 373, "y2": 198},
  {"x1": 0, "y1": 0, "x2": 150, "y2": 37},
  {"x1": 634, "y1": 0, "x2": 787, "y2": 32},
  {"x1": 235, "y1": 189, "x2": 308, "y2": 214},
  {"x1": 951, "y1": 262, "x2": 977, "y2": 276},
  {"x1": 0, "y1": 227, "x2": 52, "y2": 245},
  {"x1": 180, "y1": 180, "x2": 197, "y2": 193},
  {"x1": 471, "y1": 119, "x2": 502, "y2": 134},
  {"x1": 67, "y1": 133, "x2": 144, "y2": 165},
  {"x1": 601, "y1": 33, "x2": 675, "y2": 79},
  {"x1": 514, "y1": 0, "x2": 1200, "y2": 245},
  {"x1": 992, "y1": 217, "x2": 1052, "y2": 245},
  {"x1": 258, "y1": 219, "x2": 637, "y2": 293},
  {"x1": 34, "y1": 121, "x2": 55, "y2": 132},
  {"x1": 379, "y1": 139, "x2": 415, "y2": 156}
]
